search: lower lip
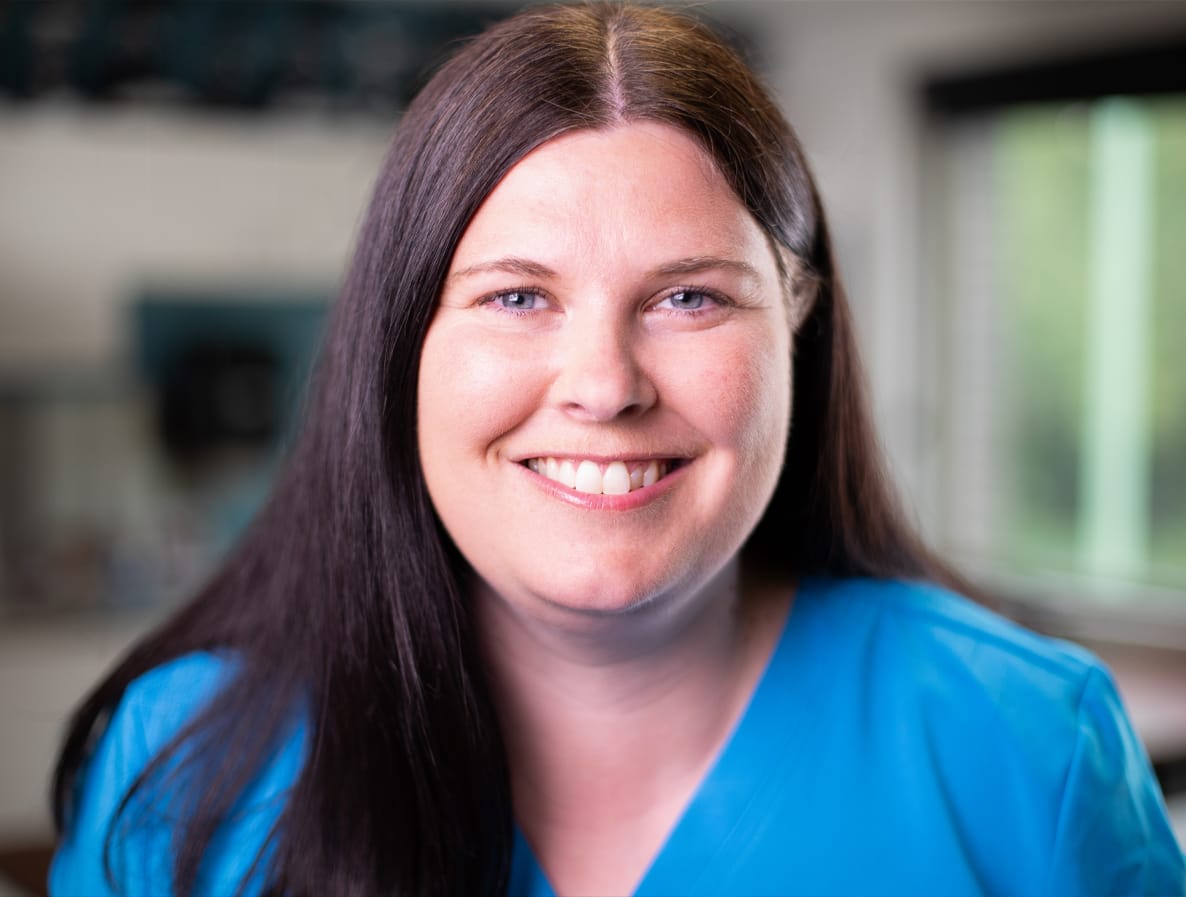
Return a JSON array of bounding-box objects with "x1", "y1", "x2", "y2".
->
[{"x1": 519, "y1": 461, "x2": 690, "y2": 511}]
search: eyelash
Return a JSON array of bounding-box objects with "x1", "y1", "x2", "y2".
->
[
  {"x1": 477, "y1": 286, "x2": 732, "y2": 317},
  {"x1": 476, "y1": 287, "x2": 549, "y2": 316},
  {"x1": 651, "y1": 288, "x2": 731, "y2": 317}
]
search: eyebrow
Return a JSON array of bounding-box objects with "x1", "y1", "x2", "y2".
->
[
  {"x1": 650, "y1": 256, "x2": 761, "y2": 282},
  {"x1": 448, "y1": 256, "x2": 558, "y2": 281},
  {"x1": 448, "y1": 255, "x2": 761, "y2": 283}
]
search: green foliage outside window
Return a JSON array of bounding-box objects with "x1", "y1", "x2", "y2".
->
[{"x1": 996, "y1": 97, "x2": 1186, "y2": 593}]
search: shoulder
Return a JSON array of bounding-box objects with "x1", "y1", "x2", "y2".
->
[
  {"x1": 125, "y1": 650, "x2": 236, "y2": 701},
  {"x1": 50, "y1": 652, "x2": 304, "y2": 897},
  {"x1": 794, "y1": 577, "x2": 1185, "y2": 895},
  {"x1": 798, "y1": 576, "x2": 1117, "y2": 770},
  {"x1": 803, "y1": 576, "x2": 1099, "y2": 705},
  {"x1": 806, "y1": 575, "x2": 1094, "y2": 666},
  {"x1": 119, "y1": 651, "x2": 242, "y2": 745}
]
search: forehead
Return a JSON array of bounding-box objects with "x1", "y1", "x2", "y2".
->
[
  {"x1": 505, "y1": 122, "x2": 726, "y2": 195},
  {"x1": 448, "y1": 122, "x2": 771, "y2": 272}
]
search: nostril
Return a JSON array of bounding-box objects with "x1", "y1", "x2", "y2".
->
[
  {"x1": 556, "y1": 367, "x2": 657, "y2": 422},
  {"x1": 549, "y1": 326, "x2": 658, "y2": 422}
]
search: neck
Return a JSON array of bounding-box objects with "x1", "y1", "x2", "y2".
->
[{"x1": 476, "y1": 561, "x2": 792, "y2": 857}]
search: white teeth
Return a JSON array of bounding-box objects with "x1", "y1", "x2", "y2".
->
[
  {"x1": 525, "y1": 456, "x2": 672, "y2": 494},
  {"x1": 574, "y1": 460, "x2": 602, "y2": 494},
  {"x1": 571, "y1": 457, "x2": 602, "y2": 493},
  {"x1": 558, "y1": 459, "x2": 577, "y2": 489},
  {"x1": 642, "y1": 461, "x2": 660, "y2": 487},
  {"x1": 603, "y1": 461, "x2": 631, "y2": 495}
]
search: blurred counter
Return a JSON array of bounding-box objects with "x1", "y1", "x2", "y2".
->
[{"x1": 0, "y1": 608, "x2": 165, "y2": 842}]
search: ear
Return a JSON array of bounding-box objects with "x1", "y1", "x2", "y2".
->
[
  {"x1": 787, "y1": 277, "x2": 819, "y2": 334},
  {"x1": 774, "y1": 244, "x2": 818, "y2": 333}
]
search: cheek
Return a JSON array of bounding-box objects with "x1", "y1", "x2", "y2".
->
[
  {"x1": 418, "y1": 322, "x2": 542, "y2": 457},
  {"x1": 681, "y1": 332, "x2": 791, "y2": 456}
]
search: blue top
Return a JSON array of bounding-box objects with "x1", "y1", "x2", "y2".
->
[{"x1": 51, "y1": 578, "x2": 1185, "y2": 896}]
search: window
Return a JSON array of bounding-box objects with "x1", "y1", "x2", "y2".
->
[{"x1": 925, "y1": 44, "x2": 1186, "y2": 605}]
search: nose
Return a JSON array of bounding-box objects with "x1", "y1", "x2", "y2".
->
[{"x1": 551, "y1": 312, "x2": 657, "y2": 422}]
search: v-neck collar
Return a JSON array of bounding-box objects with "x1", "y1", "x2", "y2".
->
[{"x1": 509, "y1": 577, "x2": 823, "y2": 897}]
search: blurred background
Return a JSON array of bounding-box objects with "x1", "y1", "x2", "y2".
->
[{"x1": 1, "y1": 0, "x2": 1184, "y2": 892}]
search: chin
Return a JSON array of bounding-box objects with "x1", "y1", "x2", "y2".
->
[
  {"x1": 521, "y1": 561, "x2": 713, "y2": 620},
  {"x1": 541, "y1": 586, "x2": 660, "y2": 617}
]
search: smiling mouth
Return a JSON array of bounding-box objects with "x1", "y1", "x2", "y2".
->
[{"x1": 522, "y1": 457, "x2": 681, "y2": 495}]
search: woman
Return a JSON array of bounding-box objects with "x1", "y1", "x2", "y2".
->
[{"x1": 50, "y1": 4, "x2": 1183, "y2": 896}]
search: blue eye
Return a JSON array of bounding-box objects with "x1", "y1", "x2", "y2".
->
[
  {"x1": 650, "y1": 288, "x2": 733, "y2": 321},
  {"x1": 666, "y1": 291, "x2": 707, "y2": 310},
  {"x1": 498, "y1": 291, "x2": 539, "y2": 310},
  {"x1": 479, "y1": 289, "x2": 549, "y2": 315}
]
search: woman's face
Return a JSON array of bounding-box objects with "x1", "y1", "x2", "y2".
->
[{"x1": 417, "y1": 122, "x2": 792, "y2": 616}]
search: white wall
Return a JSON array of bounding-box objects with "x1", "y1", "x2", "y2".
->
[{"x1": 0, "y1": 105, "x2": 390, "y2": 369}]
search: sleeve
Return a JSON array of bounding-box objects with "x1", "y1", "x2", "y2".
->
[
  {"x1": 1046, "y1": 665, "x2": 1186, "y2": 896},
  {"x1": 49, "y1": 655, "x2": 304, "y2": 897},
  {"x1": 49, "y1": 684, "x2": 175, "y2": 897}
]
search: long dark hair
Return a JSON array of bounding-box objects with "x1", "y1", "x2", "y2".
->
[{"x1": 53, "y1": 4, "x2": 957, "y2": 895}]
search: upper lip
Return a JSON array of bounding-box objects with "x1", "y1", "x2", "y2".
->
[{"x1": 510, "y1": 451, "x2": 690, "y2": 464}]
